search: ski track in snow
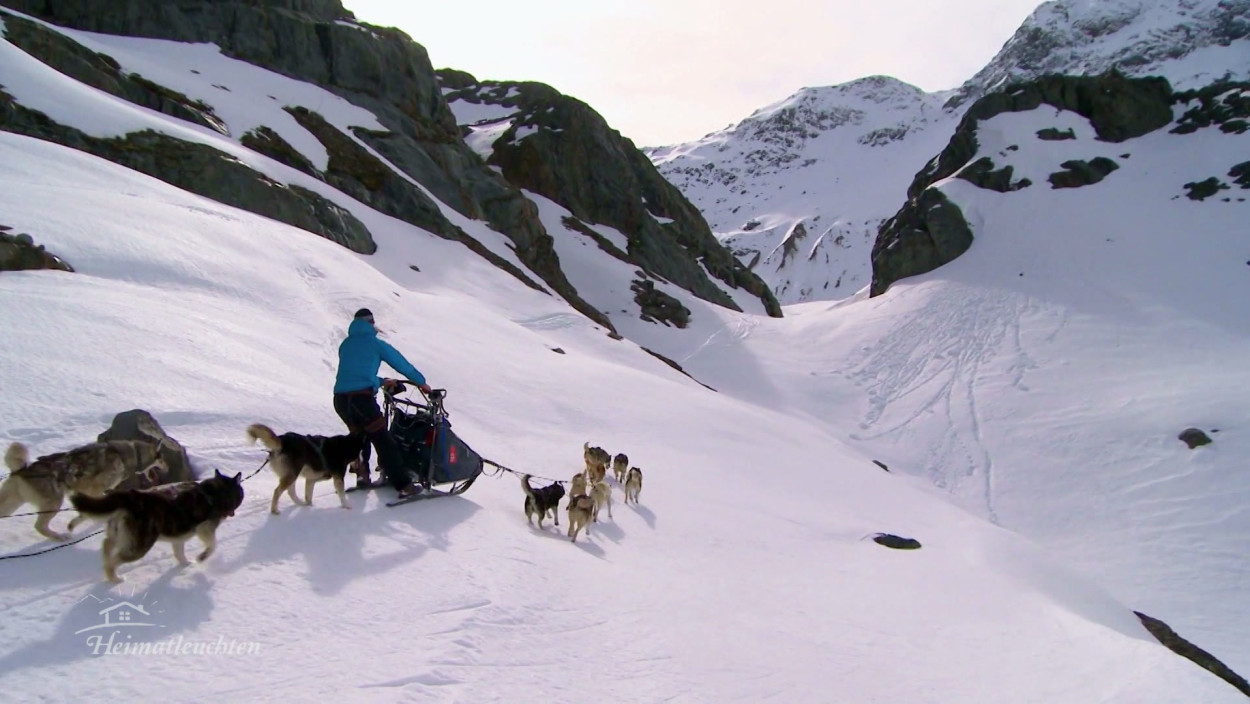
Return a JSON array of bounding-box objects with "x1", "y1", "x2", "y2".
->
[{"x1": 840, "y1": 288, "x2": 1044, "y2": 523}]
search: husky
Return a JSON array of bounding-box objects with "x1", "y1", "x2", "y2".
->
[
  {"x1": 583, "y1": 442, "x2": 609, "y2": 483},
  {"x1": 590, "y1": 479, "x2": 612, "y2": 522},
  {"x1": 611, "y1": 453, "x2": 628, "y2": 483},
  {"x1": 246, "y1": 423, "x2": 368, "y2": 515},
  {"x1": 566, "y1": 493, "x2": 595, "y2": 542},
  {"x1": 520, "y1": 474, "x2": 565, "y2": 528},
  {"x1": 70, "y1": 469, "x2": 244, "y2": 583},
  {"x1": 623, "y1": 467, "x2": 643, "y2": 505},
  {"x1": 0, "y1": 440, "x2": 167, "y2": 541},
  {"x1": 569, "y1": 471, "x2": 588, "y2": 499}
]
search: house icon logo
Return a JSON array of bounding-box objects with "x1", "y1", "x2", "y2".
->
[{"x1": 74, "y1": 594, "x2": 164, "y2": 634}]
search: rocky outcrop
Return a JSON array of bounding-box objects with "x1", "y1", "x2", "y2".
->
[
  {"x1": 441, "y1": 72, "x2": 783, "y2": 318},
  {"x1": 1048, "y1": 157, "x2": 1120, "y2": 189},
  {"x1": 1134, "y1": 611, "x2": 1250, "y2": 698},
  {"x1": 0, "y1": 227, "x2": 73, "y2": 273},
  {"x1": 871, "y1": 72, "x2": 1174, "y2": 297},
  {"x1": 0, "y1": 88, "x2": 376, "y2": 252},
  {"x1": 957, "y1": 157, "x2": 1031, "y2": 192},
  {"x1": 1183, "y1": 177, "x2": 1230, "y2": 201},
  {"x1": 871, "y1": 188, "x2": 974, "y2": 297},
  {"x1": 283, "y1": 106, "x2": 456, "y2": 240},
  {"x1": 1231, "y1": 161, "x2": 1250, "y2": 189},
  {"x1": 1037, "y1": 127, "x2": 1077, "y2": 140},
  {"x1": 0, "y1": 11, "x2": 227, "y2": 134},
  {"x1": 1171, "y1": 80, "x2": 1250, "y2": 135},
  {"x1": 96, "y1": 409, "x2": 196, "y2": 489},
  {"x1": 631, "y1": 279, "x2": 692, "y2": 329}
]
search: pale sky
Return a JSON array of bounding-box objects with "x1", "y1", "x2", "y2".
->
[{"x1": 342, "y1": 0, "x2": 1045, "y2": 147}]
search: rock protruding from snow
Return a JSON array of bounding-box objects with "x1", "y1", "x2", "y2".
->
[
  {"x1": 873, "y1": 534, "x2": 922, "y2": 550},
  {"x1": 1134, "y1": 611, "x2": 1250, "y2": 698},
  {"x1": 96, "y1": 409, "x2": 195, "y2": 489},
  {"x1": 0, "y1": 228, "x2": 73, "y2": 273},
  {"x1": 1178, "y1": 428, "x2": 1214, "y2": 449}
]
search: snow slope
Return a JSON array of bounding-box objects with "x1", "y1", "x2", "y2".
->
[
  {"x1": 1, "y1": 134, "x2": 1238, "y2": 702},
  {"x1": 0, "y1": 3, "x2": 1246, "y2": 700},
  {"x1": 653, "y1": 102, "x2": 1250, "y2": 682}
]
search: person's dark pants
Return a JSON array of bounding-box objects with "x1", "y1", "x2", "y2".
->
[{"x1": 333, "y1": 390, "x2": 411, "y2": 490}]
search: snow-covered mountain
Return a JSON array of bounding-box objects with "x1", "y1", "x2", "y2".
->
[
  {"x1": 647, "y1": 78, "x2": 956, "y2": 304},
  {"x1": 649, "y1": 0, "x2": 1250, "y2": 305},
  {"x1": 949, "y1": 0, "x2": 1250, "y2": 107}
]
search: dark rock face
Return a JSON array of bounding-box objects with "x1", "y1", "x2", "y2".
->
[
  {"x1": 1048, "y1": 157, "x2": 1120, "y2": 189},
  {"x1": 1178, "y1": 428, "x2": 1213, "y2": 448},
  {"x1": 441, "y1": 73, "x2": 783, "y2": 319},
  {"x1": 871, "y1": 72, "x2": 1175, "y2": 297},
  {"x1": 871, "y1": 188, "x2": 974, "y2": 297},
  {"x1": 0, "y1": 12, "x2": 228, "y2": 134},
  {"x1": 1134, "y1": 611, "x2": 1250, "y2": 697},
  {"x1": 96, "y1": 409, "x2": 196, "y2": 489}
]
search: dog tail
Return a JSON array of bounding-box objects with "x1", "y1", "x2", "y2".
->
[
  {"x1": 69, "y1": 491, "x2": 132, "y2": 518},
  {"x1": 520, "y1": 473, "x2": 535, "y2": 497},
  {"x1": 0, "y1": 475, "x2": 24, "y2": 518},
  {"x1": 246, "y1": 423, "x2": 282, "y2": 452},
  {"x1": 4, "y1": 442, "x2": 29, "y2": 472}
]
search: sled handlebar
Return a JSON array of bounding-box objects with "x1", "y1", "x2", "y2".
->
[{"x1": 383, "y1": 382, "x2": 446, "y2": 403}]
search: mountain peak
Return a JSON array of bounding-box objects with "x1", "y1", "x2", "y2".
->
[{"x1": 948, "y1": 0, "x2": 1250, "y2": 107}]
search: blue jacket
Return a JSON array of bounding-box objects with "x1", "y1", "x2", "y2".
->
[{"x1": 333, "y1": 318, "x2": 426, "y2": 393}]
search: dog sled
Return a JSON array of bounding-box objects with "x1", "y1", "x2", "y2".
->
[{"x1": 352, "y1": 385, "x2": 484, "y2": 506}]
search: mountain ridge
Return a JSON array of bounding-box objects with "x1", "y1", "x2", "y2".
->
[{"x1": 649, "y1": 0, "x2": 1250, "y2": 304}]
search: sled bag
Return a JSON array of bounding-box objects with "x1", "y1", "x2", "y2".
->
[{"x1": 390, "y1": 408, "x2": 483, "y2": 485}]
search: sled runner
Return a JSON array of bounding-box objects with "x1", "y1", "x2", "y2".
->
[{"x1": 347, "y1": 385, "x2": 483, "y2": 506}]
